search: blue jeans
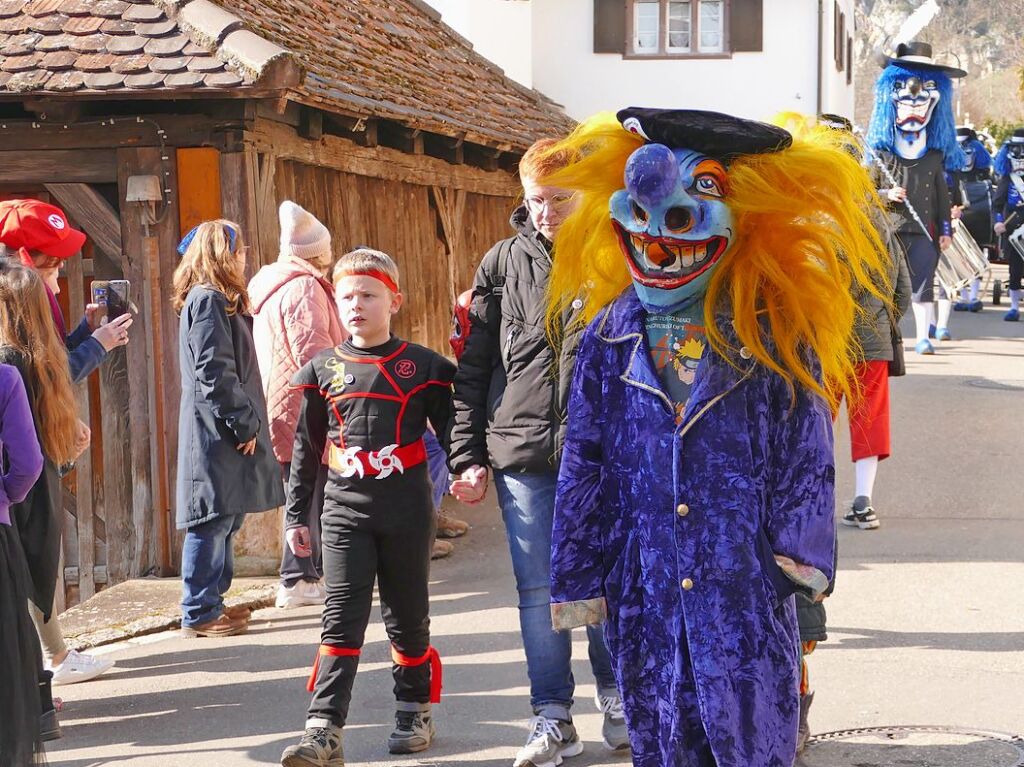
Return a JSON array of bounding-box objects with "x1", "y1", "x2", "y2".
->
[
  {"x1": 494, "y1": 471, "x2": 617, "y2": 716},
  {"x1": 181, "y1": 513, "x2": 245, "y2": 627}
]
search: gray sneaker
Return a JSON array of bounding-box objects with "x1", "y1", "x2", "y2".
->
[
  {"x1": 387, "y1": 705, "x2": 434, "y2": 754},
  {"x1": 281, "y1": 726, "x2": 344, "y2": 767},
  {"x1": 513, "y1": 716, "x2": 584, "y2": 767},
  {"x1": 595, "y1": 692, "x2": 630, "y2": 752}
]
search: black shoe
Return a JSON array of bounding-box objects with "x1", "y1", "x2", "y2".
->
[
  {"x1": 280, "y1": 726, "x2": 344, "y2": 767},
  {"x1": 40, "y1": 708, "x2": 62, "y2": 742},
  {"x1": 387, "y1": 706, "x2": 434, "y2": 754},
  {"x1": 797, "y1": 691, "x2": 814, "y2": 753},
  {"x1": 842, "y1": 497, "x2": 879, "y2": 530}
]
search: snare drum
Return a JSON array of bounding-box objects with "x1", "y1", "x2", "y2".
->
[{"x1": 938, "y1": 219, "x2": 990, "y2": 294}]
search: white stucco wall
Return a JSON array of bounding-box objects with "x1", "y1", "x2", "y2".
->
[
  {"x1": 420, "y1": 0, "x2": 534, "y2": 88},
  {"x1": 530, "y1": 0, "x2": 854, "y2": 123}
]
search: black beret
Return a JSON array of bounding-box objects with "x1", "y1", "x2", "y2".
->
[{"x1": 617, "y1": 107, "x2": 792, "y2": 161}]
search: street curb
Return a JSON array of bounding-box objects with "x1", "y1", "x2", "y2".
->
[{"x1": 66, "y1": 582, "x2": 278, "y2": 651}]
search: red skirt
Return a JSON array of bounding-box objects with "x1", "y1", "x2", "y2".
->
[{"x1": 847, "y1": 360, "x2": 891, "y2": 462}]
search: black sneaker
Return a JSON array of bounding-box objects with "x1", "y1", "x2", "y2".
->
[
  {"x1": 280, "y1": 726, "x2": 344, "y2": 767},
  {"x1": 797, "y1": 690, "x2": 814, "y2": 753},
  {"x1": 387, "y1": 706, "x2": 434, "y2": 754},
  {"x1": 842, "y1": 497, "x2": 879, "y2": 530},
  {"x1": 40, "y1": 708, "x2": 62, "y2": 742}
]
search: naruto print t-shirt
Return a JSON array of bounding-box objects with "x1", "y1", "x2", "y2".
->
[{"x1": 646, "y1": 305, "x2": 707, "y2": 423}]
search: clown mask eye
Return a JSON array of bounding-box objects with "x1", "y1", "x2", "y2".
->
[
  {"x1": 632, "y1": 200, "x2": 649, "y2": 224},
  {"x1": 893, "y1": 80, "x2": 905, "y2": 91},
  {"x1": 694, "y1": 175, "x2": 724, "y2": 198},
  {"x1": 923, "y1": 80, "x2": 936, "y2": 90}
]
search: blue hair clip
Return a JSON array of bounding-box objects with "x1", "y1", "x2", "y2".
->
[{"x1": 177, "y1": 223, "x2": 238, "y2": 256}]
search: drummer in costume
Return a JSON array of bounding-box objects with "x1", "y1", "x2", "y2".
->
[
  {"x1": 993, "y1": 129, "x2": 1024, "y2": 321},
  {"x1": 951, "y1": 127, "x2": 993, "y2": 312},
  {"x1": 866, "y1": 41, "x2": 966, "y2": 354},
  {"x1": 542, "y1": 108, "x2": 889, "y2": 767}
]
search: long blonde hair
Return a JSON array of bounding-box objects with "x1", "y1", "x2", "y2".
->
[
  {"x1": 171, "y1": 220, "x2": 250, "y2": 315},
  {"x1": 542, "y1": 112, "x2": 891, "y2": 408},
  {"x1": 0, "y1": 261, "x2": 79, "y2": 464}
]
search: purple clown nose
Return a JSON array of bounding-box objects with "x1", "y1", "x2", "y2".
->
[{"x1": 625, "y1": 144, "x2": 679, "y2": 210}]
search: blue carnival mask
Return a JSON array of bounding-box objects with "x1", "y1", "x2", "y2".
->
[
  {"x1": 610, "y1": 144, "x2": 733, "y2": 314},
  {"x1": 892, "y1": 75, "x2": 940, "y2": 137},
  {"x1": 957, "y1": 138, "x2": 976, "y2": 171}
]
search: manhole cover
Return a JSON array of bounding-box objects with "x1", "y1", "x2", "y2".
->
[
  {"x1": 800, "y1": 725, "x2": 1024, "y2": 767},
  {"x1": 965, "y1": 378, "x2": 1024, "y2": 392}
]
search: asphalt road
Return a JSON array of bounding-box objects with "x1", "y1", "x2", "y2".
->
[{"x1": 48, "y1": 283, "x2": 1024, "y2": 766}]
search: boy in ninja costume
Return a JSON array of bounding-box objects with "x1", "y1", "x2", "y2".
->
[
  {"x1": 993, "y1": 129, "x2": 1024, "y2": 321},
  {"x1": 950, "y1": 127, "x2": 994, "y2": 312},
  {"x1": 541, "y1": 109, "x2": 889, "y2": 767},
  {"x1": 866, "y1": 41, "x2": 966, "y2": 354}
]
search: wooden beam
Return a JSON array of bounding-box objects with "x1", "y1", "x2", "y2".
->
[
  {"x1": 64, "y1": 251, "x2": 96, "y2": 602},
  {"x1": 247, "y1": 119, "x2": 519, "y2": 198},
  {"x1": 44, "y1": 183, "x2": 123, "y2": 264},
  {"x1": 92, "y1": 249, "x2": 133, "y2": 587},
  {"x1": 425, "y1": 133, "x2": 465, "y2": 166},
  {"x1": 298, "y1": 107, "x2": 323, "y2": 141},
  {"x1": 220, "y1": 150, "x2": 261, "y2": 270},
  {"x1": 115, "y1": 147, "x2": 158, "y2": 578},
  {"x1": 0, "y1": 115, "x2": 239, "y2": 152},
  {"x1": 0, "y1": 149, "x2": 117, "y2": 184},
  {"x1": 24, "y1": 100, "x2": 83, "y2": 124},
  {"x1": 62, "y1": 565, "x2": 109, "y2": 586}
]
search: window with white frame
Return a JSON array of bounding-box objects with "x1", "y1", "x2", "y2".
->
[{"x1": 630, "y1": 0, "x2": 729, "y2": 56}]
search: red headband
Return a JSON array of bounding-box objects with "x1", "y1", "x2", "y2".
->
[{"x1": 339, "y1": 270, "x2": 399, "y2": 293}]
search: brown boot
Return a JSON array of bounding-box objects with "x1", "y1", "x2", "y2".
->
[
  {"x1": 431, "y1": 539, "x2": 454, "y2": 560},
  {"x1": 436, "y1": 512, "x2": 469, "y2": 539},
  {"x1": 181, "y1": 613, "x2": 248, "y2": 638},
  {"x1": 224, "y1": 604, "x2": 252, "y2": 621}
]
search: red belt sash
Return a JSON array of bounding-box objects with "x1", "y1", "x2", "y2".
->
[{"x1": 328, "y1": 438, "x2": 426, "y2": 478}]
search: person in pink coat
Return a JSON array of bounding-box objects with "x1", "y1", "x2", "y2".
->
[{"x1": 249, "y1": 201, "x2": 344, "y2": 610}]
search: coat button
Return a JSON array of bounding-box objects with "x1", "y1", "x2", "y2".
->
[
  {"x1": 571, "y1": 298, "x2": 583, "y2": 310},
  {"x1": 740, "y1": 346, "x2": 753, "y2": 359},
  {"x1": 681, "y1": 578, "x2": 694, "y2": 591},
  {"x1": 676, "y1": 503, "x2": 689, "y2": 517}
]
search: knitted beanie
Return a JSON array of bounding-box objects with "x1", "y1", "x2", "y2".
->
[{"x1": 279, "y1": 200, "x2": 331, "y2": 262}]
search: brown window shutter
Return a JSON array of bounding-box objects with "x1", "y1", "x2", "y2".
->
[
  {"x1": 594, "y1": 0, "x2": 626, "y2": 54},
  {"x1": 730, "y1": 0, "x2": 763, "y2": 52}
]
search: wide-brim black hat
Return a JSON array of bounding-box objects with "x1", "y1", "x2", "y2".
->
[
  {"x1": 883, "y1": 41, "x2": 966, "y2": 78},
  {"x1": 617, "y1": 107, "x2": 792, "y2": 160},
  {"x1": 957, "y1": 127, "x2": 978, "y2": 142}
]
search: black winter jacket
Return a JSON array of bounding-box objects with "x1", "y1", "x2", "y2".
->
[{"x1": 448, "y1": 207, "x2": 583, "y2": 475}]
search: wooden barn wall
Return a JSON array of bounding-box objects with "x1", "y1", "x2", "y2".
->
[{"x1": 268, "y1": 160, "x2": 518, "y2": 354}]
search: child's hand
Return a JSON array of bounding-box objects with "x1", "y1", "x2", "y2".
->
[
  {"x1": 286, "y1": 526, "x2": 312, "y2": 557},
  {"x1": 449, "y1": 465, "x2": 488, "y2": 504}
]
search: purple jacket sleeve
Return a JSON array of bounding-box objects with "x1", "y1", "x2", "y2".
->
[
  {"x1": 0, "y1": 367, "x2": 44, "y2": 511},
  {"x1": 550, "y1": 322, "x2": 607, "y2": 627},
  {"x1": 765, "y1": 362, "x2": 836, "y2": 597}
]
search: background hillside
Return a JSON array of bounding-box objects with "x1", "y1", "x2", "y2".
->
[{"x1": 854, "y1": 0, "x2": 1024, "y2": 136}]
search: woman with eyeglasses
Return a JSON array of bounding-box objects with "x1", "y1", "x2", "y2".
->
[{"x1": 172, "y1": 220, "x2": 284, "y2": 638}]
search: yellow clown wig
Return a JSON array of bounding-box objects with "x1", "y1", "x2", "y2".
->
[{"x1": 541, "y1": 111, "x2": 891, "y2": 408}]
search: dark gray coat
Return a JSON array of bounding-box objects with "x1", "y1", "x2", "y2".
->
[
  {"x1": 448, "y1": 207, "x2": 583, "y2": 475},
  {"x1": 175, "y1": 286, "x2": 283, "y2": 529},
  {"x1": 856, "y1": 239, "x2": 913, "y2": 362}
]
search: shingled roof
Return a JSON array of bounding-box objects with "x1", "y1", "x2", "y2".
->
[{"x1": 0, "y1": 0, "x2": 572, "y2": 151}]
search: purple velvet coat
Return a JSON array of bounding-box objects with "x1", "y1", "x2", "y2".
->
[{"x1": 551, "y1": 290, "x2": 836, "y2": 767}]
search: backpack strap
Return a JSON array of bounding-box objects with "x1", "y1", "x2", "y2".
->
[{"x1": 491, "y1": 238, "x2": 514, "y2": 298}]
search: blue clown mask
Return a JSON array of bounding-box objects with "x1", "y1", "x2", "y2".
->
[
  {"x1": 891, "y1": 74, "x2": 940, "y2": 136},
  {"x1": 610, "y1": 143, "x2": 733, "y2": 313}
]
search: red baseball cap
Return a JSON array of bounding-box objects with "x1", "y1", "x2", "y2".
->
[{"x1": 0, "y1": 198, "x2": 87, "y2": 260}]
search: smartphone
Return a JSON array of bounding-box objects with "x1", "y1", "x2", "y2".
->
[{"x1": 90, "y1": 279, "x2": 131, "y2": 321}]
